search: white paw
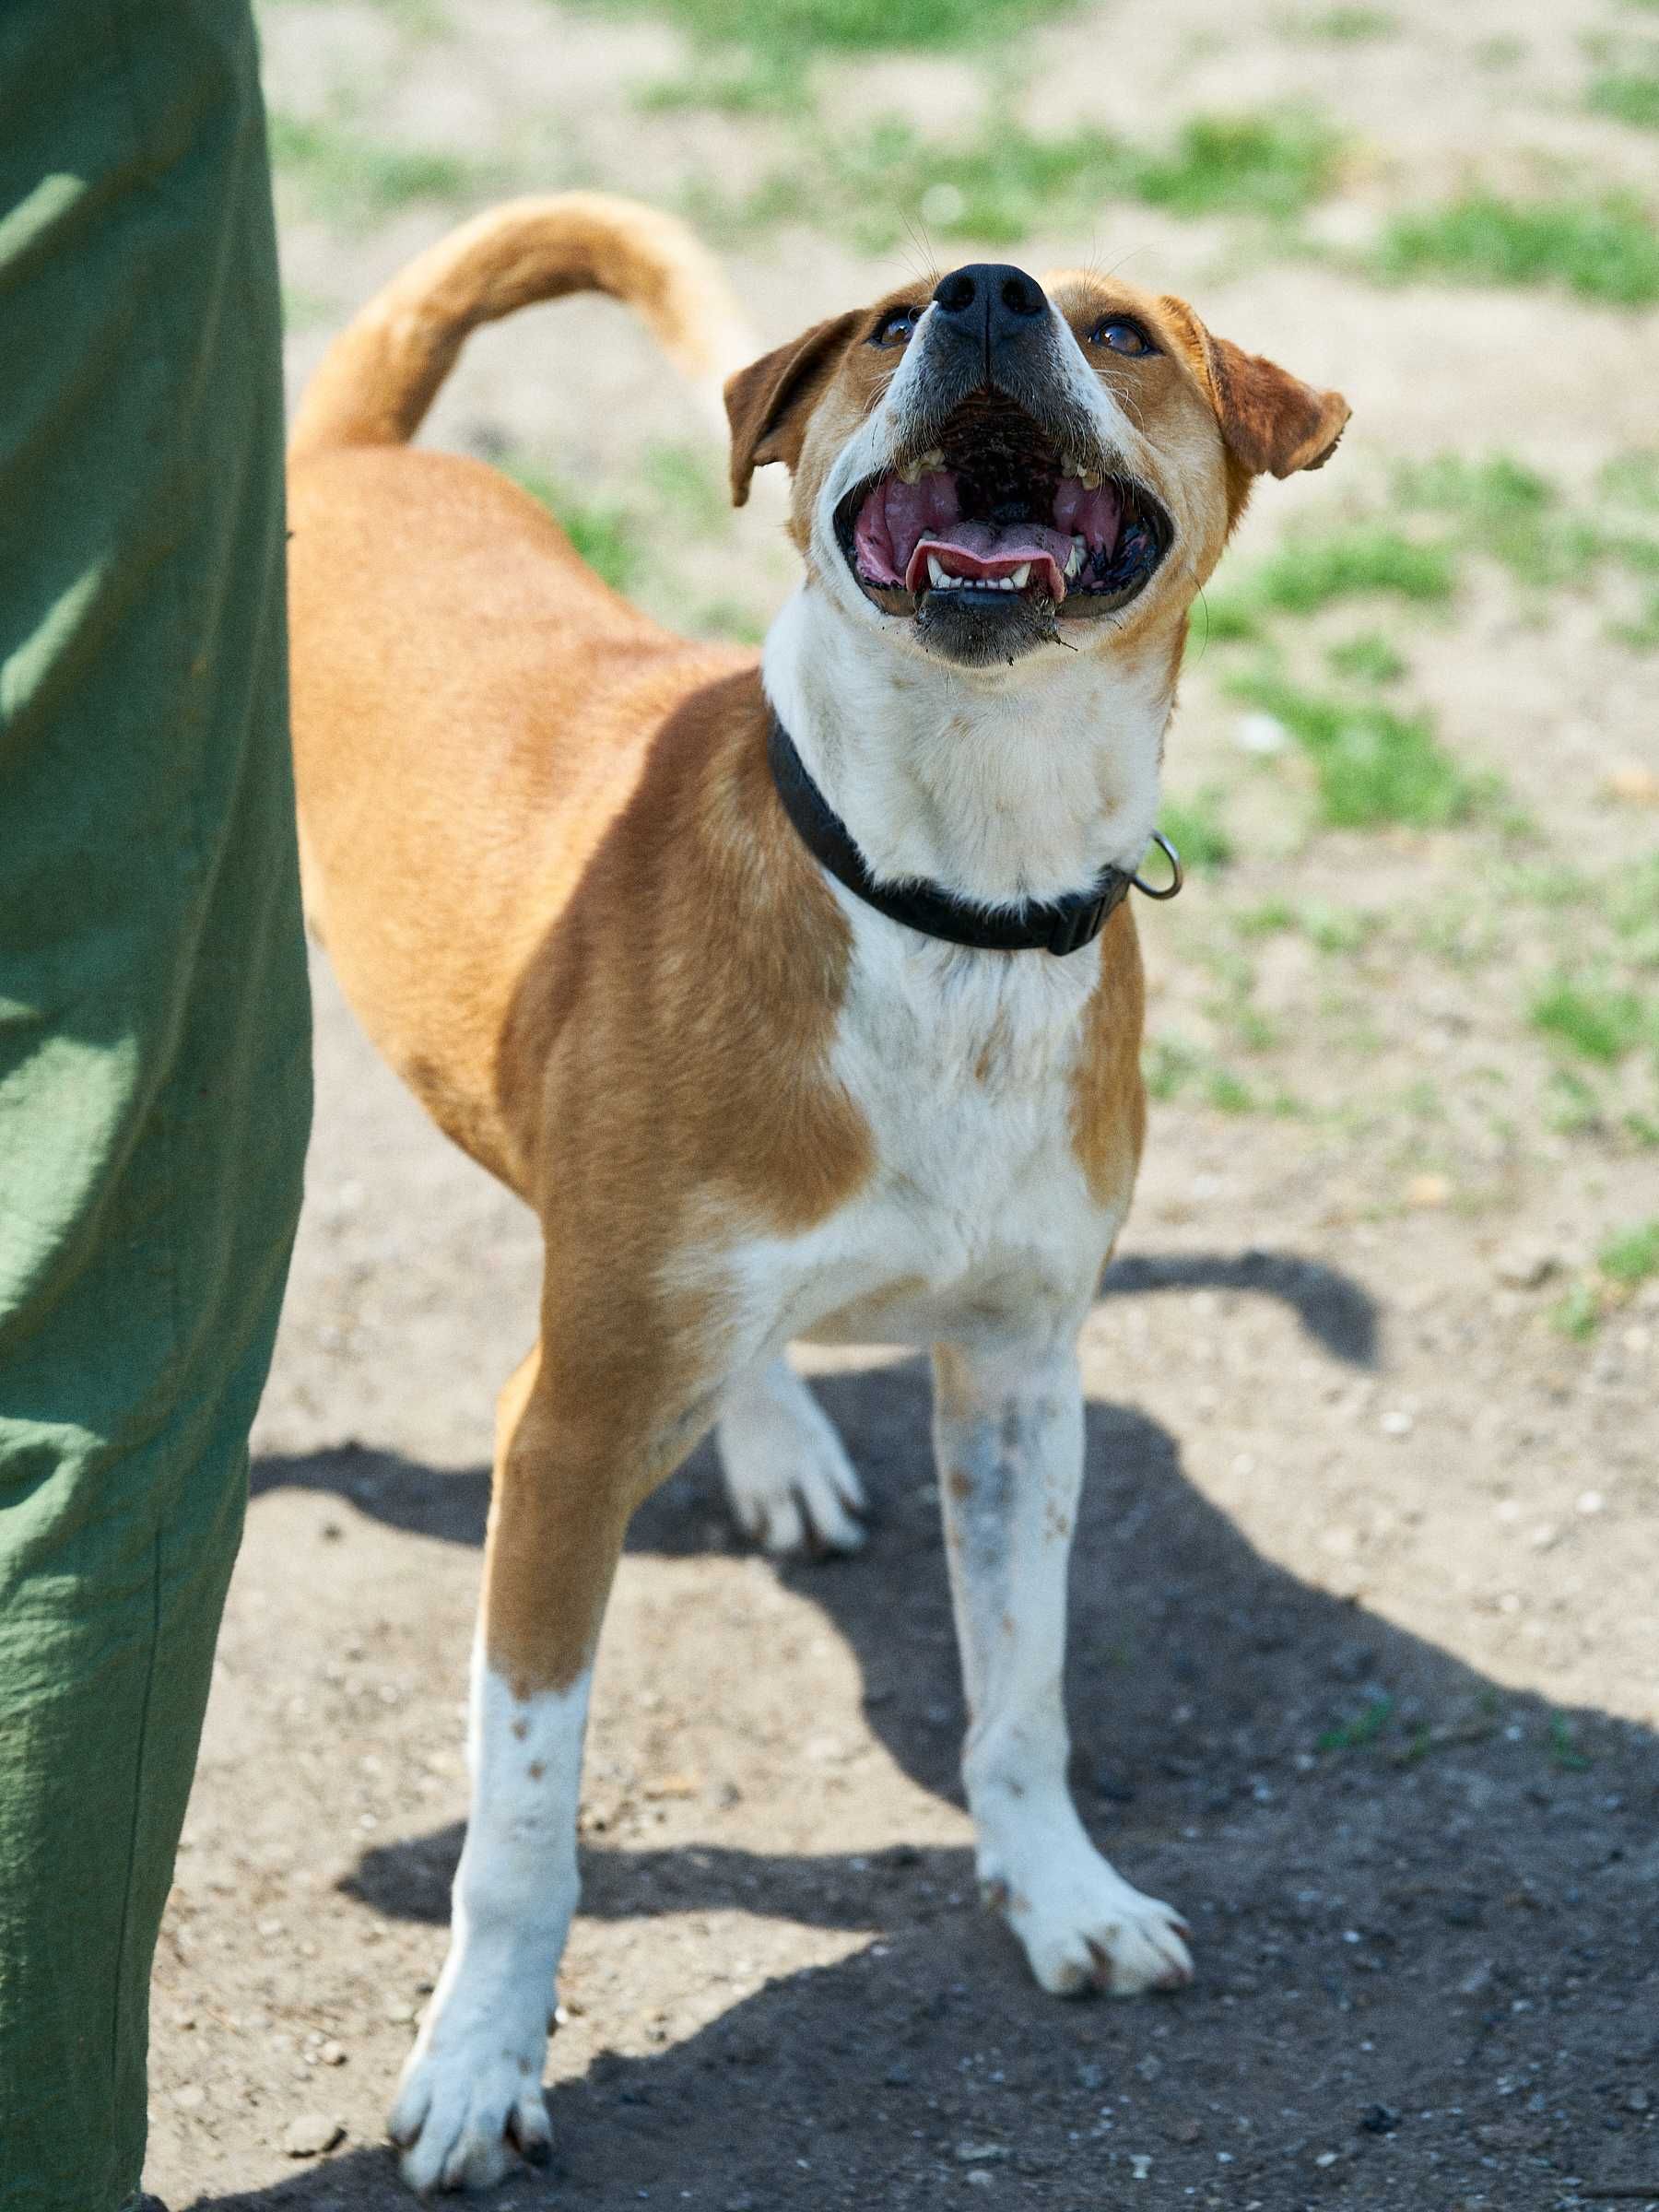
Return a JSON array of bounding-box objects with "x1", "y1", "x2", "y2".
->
[
  {"x1": 718, "y1": 1357, "x2": 866, "y2": 1555},
  {"x1": 389, "y1": 2006, "x2": 552, "y2": 2194},
  {"x1": 989, "y1": 1845, "x2": 1193, "y2": 1998}
]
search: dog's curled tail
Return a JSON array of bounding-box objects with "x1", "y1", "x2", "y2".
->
[{"x1": 288, "y1": 193, "x2": 751, "y2": 464}]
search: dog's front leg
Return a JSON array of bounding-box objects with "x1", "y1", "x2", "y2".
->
[
  {"x1": 932, "y1": 1331, "x2": 1193, "y2": 1998},
  {"x1": 391, "y1": 1344, "x2": 629, "y2": 2194}
]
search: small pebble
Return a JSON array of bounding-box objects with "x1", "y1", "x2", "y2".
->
[
  {"x1": 283, "y1": 2112, "x2": 344, "y2": 2158},
  {"x1": 1494, "y1": 1242, "x2": 1557, "y2": 1289},
  {"x1": 1605, "y1": 760, "x2": 1659, "y2": 807},
  {"x1": 1234, "y1": 712, "x2": 1288, "y2": 756}
]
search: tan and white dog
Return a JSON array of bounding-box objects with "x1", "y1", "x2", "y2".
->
[{"x1": 287, "y1": 194, "x2": 1348, "y2": 2194}]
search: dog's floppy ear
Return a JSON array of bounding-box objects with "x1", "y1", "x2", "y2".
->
[
  {"x1": 724, "y1": 311, "x2": 864, "y2": 508},
  {"x1": 1159, "y1": 297, "x2": 1350, "y2": 479}
]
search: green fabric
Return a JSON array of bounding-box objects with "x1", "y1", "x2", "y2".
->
[{"x1": 0, "y1": 6, "x2": 310, "y2": 2208}]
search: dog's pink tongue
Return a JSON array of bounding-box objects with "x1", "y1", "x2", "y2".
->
[{"x1": 904, "y1": 520, "x2": 1075, "y2": 600}]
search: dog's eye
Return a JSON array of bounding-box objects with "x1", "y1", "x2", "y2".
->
[
  {"x1": 1090, "y1": 318, "x2": 1158, "y2": 358},
  {"x1": 870, "y1": 306, "x2": 920, "y2": 348}
]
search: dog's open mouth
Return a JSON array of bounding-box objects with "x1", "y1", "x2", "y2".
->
[{"x1": 834, "y1": 393, "x2": 1171, "y2": 628}]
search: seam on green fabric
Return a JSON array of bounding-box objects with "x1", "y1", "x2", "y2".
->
[{"x1": 108, "y1": 1529, "x2": 165, "y2": 2151}]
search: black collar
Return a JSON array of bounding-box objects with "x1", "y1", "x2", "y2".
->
[{"x1": 766, "y1": 709, "x2": 1181, "y2": 959}]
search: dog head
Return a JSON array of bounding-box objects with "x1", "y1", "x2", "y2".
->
[{"x1": 726, "y1": 262, "x2": 1348, "y2": 673}]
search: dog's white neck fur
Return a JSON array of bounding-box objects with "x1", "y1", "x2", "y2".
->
[{"x1": 761, "y1": 582, "x2": 1170, "y2": 910}]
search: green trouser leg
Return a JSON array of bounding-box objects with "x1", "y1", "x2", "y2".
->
[{"x1": 0, "y1": 6, "x2": 311, "y2": 2207}]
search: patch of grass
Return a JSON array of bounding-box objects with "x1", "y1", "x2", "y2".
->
[
  {"x1": 1228, "y1": 672, "x2": 1477, "y2": 829},
  {"x1": 1416, "y1": 904, "x2": 1500, "y2": 968},
  {"x1": 1201, "y1": 947, "x2": 1278, "y2": 1053},
  {"x1": 1546, "y1": 1068, "x2": 1605, "y2": 1136},
  {"x1": 1242, "y1": 527, "x2": 1457, "y2": 617},
  {"x1": 1599, "y1": 1217, "x2": 1659, "y2": 1284},
  {"x1": 1610, "y1": 585, "x2": 1659, "y2": 648},
  {"x1": 1553, "y1": 1281, "x2": 1602, "y2": 1339},
  {"x1": 503, "y1": 465, "x2": 639, "y2": 593},
  {"x1": 1375, "y1": 193, "x2": 1659, "y2": 308},
  {"x1": 1588, "y1": 66, "x2": 1659, "y2": 130},
  {"x1": 1599, "y1": 449, "x2": 1659, "y2": 510},
  {"x1": 1504, "y1": 860, "x2": 1594, "y2": 908},
  {"x1": 1142, "y1": 1036, "x2": 1297, "y2": 1115},
  {"x1": 1193, "y1": 589, "x2": 1263, "y2": 647},
  {"x1": 644, "y1": 441, "x2": 732, "y2": 535},
  {"x1": 1238, "y1": 898, "x2": 1297, "y2": 937},
  {"x1": 268, "y1": 112, "x2": 490, "y2": 223},
  {"x1": 1397, "y1": 452, "x2": 1554, "y2": 512},
  {"x1": 1610, "y1": 857, "x2": 1659, "y2": 965},
  {"x1": 589, "y1": 0, "x2": 1076, "y2": 55},
  {"x1": 636, "y1": 53, "x2": 806, "y2": 112},
  {"x1": 688, "y1": 597, "x2": 767, "y2": 643},
  {"x1": 1318, "y1": 1696, "x2": 1394, "y2": 1754},
  {"x1": 1286, "y1": 6, "x2": 1396, "y2": 40},
  {"x1": 1326, "y1": 630, "x2": 1407, "y2": 684},
  {"x1": 1547, "y1": 1713, "x2": 1593, "y2": 1771},
  {"x1": 1125, "y1": 109, "x2": 1346, "y2": 221},
  {"x1": 1145, "y1": 1036, "x2": 1204, "y2": 1102},
  {"x1": 1159, "y1": 791, "x2": 1233, "y2": 872},
  {"x1": 727, "y1": 107, "x2": 1344, "y2": 250},
  {"x1": 1241, "y1": 895, "x2": 1379, "y2": 955},
  {"x1": 1300, "y1": 900, "x2": 1378, "y2": 953},
  {"x1": 1530, "y1": 975, "x2": 1652, "y2": 1063},
  {"x1": 1390, "y1": 451, "x2": 1580, "y2": 584}
]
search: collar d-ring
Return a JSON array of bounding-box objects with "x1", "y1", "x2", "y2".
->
[{"x1": 1131, "y1": 831, "x2": 1183, "y2": 901}]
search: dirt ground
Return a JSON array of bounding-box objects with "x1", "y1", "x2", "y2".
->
[{"x1": 146, "y1": 1, "x2": 1656, "y2": 2206}]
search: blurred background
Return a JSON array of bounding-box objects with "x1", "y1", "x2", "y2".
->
[{"x1": 151, "y1": 4, "x2": 1657, "y2": 2206}]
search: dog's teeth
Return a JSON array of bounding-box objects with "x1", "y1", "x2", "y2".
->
[
  {"x1": 898, "y1": 459, "x2": 923, "y2": 485},
  {"x1": 1079, "y1": 469, "x2": 1102, "y2": 490},
  {"x1": 1065, "y1": 536, "x2": 1085, "y2": 577},
  {"x1": 920, "y1": 448, "x2": 944, "y2": 470},
  {"x1": 1008, "y1": 563, "x2": 1030, "y2": 591},
  {"x1": 927, "y1": 554, "x2": 947, "y2": 588},
  {"x1": 1061, "y1": 456, "x2": 1082, "y2": 479}
]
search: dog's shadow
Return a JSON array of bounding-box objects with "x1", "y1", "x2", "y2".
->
[{"x1": 219, "y1": 1253, "x2": 1656, "y2": 2210}]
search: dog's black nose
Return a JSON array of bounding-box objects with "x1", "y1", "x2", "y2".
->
[{"x1": 931, "y1": 263, "x2": 1048, "y2": 349}]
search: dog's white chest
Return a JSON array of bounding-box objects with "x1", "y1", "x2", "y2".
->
[{"x1": 740, "y1": 903, "x2": 1125, "y2": 1350}]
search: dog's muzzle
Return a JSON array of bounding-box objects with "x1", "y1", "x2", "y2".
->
[{"x1": 832, "y1": 265, "x2": 1171, "y2": 664}]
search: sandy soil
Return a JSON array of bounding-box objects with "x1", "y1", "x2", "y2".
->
[{"x1": 145, "y1": 1, "x2": 1656, "y2": 2205}]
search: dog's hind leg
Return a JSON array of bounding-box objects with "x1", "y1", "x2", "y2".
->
[
  {"x1": 932, "y1": 1327, "x2": 1194, "y2": 1999},
  {"x1": 390, "y1": 1342, "x2": 629, "y2": 2194},
  {"x1": 717, "y1": 1352, "x2": 867, "y2": 1556}
]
